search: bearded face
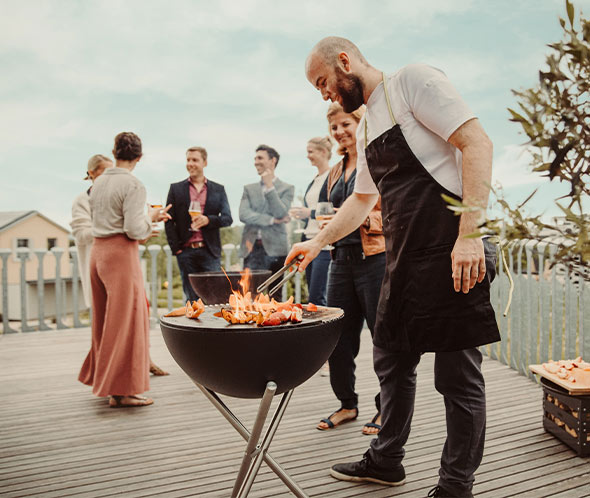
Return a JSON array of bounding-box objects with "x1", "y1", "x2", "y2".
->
[{"x1": 335, "y1": 66, "x2": 365, "y2": 113}]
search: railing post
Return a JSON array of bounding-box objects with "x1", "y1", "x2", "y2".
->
[
  {"x1": 508, "y1": 245, "x2": 516, "y2": 370},
  {"x1": 33, "y1": 249, "x2": 51, "y2": 331},
  {"x1": 565, "y1": 265, "x2": 575, "y2": 359},
  {"x1": 164, "y1": 245, "x2": 173, "y2": 310},
  {"x1": 51, "y1": 247, "x2": 67, "y2": 329},
  {"x1": 537, "y1": 243, "x2": 549, "y2": 364},
  {"x1": 548, "y1": 245, "x2": 560, "y2": 360},
  {"x1": 515, "y1": 241, "x2": 526, "y2": 374},
  {"x1": 147, "y1": 244, "x2": 161, "y2": 322},
  {"x1": 223, "y1": 243, "x2": 235, "y2": 270},
  {"x1": 69, "y1": 247, "x2": 83, "y2": 328},
  {"x1": 17, "y1": 248, "x2": 33, "y2": 332},
  {"x1": 294, "y1": 271, "x2": 301, "y2": 303},
  {"x1": 524, "y1": 240, "x2": 536, "y2": 376},
  {"x1": 0, "y1": 249, "x2": 18, "y2": 334}
]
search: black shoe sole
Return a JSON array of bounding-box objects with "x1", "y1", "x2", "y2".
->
[{"x1": 330, "y1": 468, "x2": 406, "y2": 487}]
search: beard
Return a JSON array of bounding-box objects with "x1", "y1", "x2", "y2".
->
[{"x1": 335, "y1": 68, "x2": 365, "y2": 113}]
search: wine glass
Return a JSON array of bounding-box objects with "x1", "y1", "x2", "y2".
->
[
  {"x1": 290, "y1": 195, "x2": 306, "y2": 235},
  {"x1": 150, "y1": 201, "x2": 164, "y2": 230},
  {"x1": 188, "y1": 201, "x2": 202, "y2": 231},
  {"x1": 316, "y1": 202, "x2": 335, "y2": 249}
]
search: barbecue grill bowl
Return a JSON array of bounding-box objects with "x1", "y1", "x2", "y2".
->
[
  {"x1": 160, "y1": 307, "x2": 344, "y2": 398},
  {"x1": 188, "y1": 270, "x2": 271, "y2": 305}
]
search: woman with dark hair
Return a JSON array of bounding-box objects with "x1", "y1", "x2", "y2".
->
[
  {"x1": 78, "y1": 132, "x2": 171, "y2": 407},
  {"x1": 316, "y1": 103, "x2": 386, "y2": 435}
]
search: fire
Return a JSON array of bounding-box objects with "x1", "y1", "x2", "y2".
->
[{"x1": 217, "y1": 268, "x2": 305, "y2": 326}]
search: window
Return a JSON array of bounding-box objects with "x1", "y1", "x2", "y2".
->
[
  {"x1": 47, "y1": 238, "x2": 57, "y2": 250},
  {"x1": 12, "y1": 237, "x2": 31, "y2": 261}
]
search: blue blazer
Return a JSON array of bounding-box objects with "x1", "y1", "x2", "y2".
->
[{"x1": 165, "y1": 178, "x2": 233, "y2": 258}]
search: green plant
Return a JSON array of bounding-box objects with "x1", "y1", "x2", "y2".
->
[{"x1": 448, "y1": 1, "x2": 590, "y2": 278}]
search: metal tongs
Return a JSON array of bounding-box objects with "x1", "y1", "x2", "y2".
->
[{"x1": 256, "y1": 255, "x2": 304, "y2": 297}]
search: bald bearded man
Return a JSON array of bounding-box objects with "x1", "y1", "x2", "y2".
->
[{"x1": 286, "y1": 37, "x2": 500, "y2": 498}]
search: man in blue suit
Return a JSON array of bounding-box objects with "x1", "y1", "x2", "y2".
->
[
  {"x1": 165, "y1": 146, "x2": 233, "y2": 301},
  {"x1": 239, "y1": 144, "x2": 294, "y2": 274}
]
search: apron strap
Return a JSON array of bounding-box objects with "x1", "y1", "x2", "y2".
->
[{"x1": 364, "y1": 72, "x2": 396, "y2": 148}]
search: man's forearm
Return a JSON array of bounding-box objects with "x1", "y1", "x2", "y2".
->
[
  {"x1": 449, "y1": 119, "x2": 493, "y2": 237},
  {"x1": 313, "y1": 192, "x2": 378, "y2": 246},
  {"x1": 459, "y1": 140, "x2": 492, "y2": 237}
]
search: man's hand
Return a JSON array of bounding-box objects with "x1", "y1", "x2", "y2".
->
[
  {"x1": 285, "y1": 239, "x2": 322, "y2": 272},
  {"x1": 451, "y1": 237, "x2": 486, "y2": 293},
  {"x1": 273, "y1": 215, "x2": 290, "y2": 224},
  {"x1": 261, "y1": 169, "x2": 274, "y2": 189},
  {"x1": 191, "y1": 214, "x2": 210, "y2": 230}
]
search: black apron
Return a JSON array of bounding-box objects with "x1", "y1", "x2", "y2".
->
[{"x1": 364, "y1": 74, "x2": 500, "y2": 352}]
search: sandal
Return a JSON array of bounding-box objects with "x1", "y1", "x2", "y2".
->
[
  {"x1": 149, "y1": 362, "x2": 169, "y2": 376},
  {"x1": 362, "y1": 412, "x2": 382, "y2": 435},
  {"x1": 109, "y1": 394, "x2": 154, "y2": 408},
  {"x1": 317, "y1": 407, "x2": 358, "y2": 431}
]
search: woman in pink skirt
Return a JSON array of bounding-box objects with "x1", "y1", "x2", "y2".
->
[{"x1": 79, "y1": 132, "x2": 170, "y2": 407}]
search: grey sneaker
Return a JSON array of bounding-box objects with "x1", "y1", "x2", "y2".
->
[{"x1": 330, "y1": 453, "x2": 406, "y2": 486}]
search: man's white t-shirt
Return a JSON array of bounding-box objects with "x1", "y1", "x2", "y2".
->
[{"x1": 354, "y1": 64, "x2": 475, "y2": 198}]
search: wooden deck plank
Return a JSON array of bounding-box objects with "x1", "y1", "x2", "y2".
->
[{"x1": 1, "y1": 325, "x2": 588, "y2": 498}]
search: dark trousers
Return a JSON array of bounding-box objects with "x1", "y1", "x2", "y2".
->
[
  {"x1": 177, "y1": 247, "x2": 221, "y2": 301},
  {"x1": 244, "y1": 240, "x2": 285, "y2": 275},
  {"x1": 327, "y1": 247, "x2": 385, "y2": 410},
  {"x1": 304, "y1": 249, "x2": 330, "y2": 306},
  {"x1": 368, "y1": 347, "x2": 486, "y2": 495}
]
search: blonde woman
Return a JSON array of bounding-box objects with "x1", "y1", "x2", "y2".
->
[
  {"x1": 289, "y1": 136, "x2": 332, "y2": 306},
  {"x1": 71, "y1": 154, "x2": 113, "y2": 308},
  {"x1": 78, "y1": 132, "x2": 171, "y2": 407},
  {"x1": 316, "y1": 103, "x2": 386, "y2": 435}
]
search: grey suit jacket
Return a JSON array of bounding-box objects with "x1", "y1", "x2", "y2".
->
[{"x1": 239, "y1": 178, "x2": 294, "y2": 257}]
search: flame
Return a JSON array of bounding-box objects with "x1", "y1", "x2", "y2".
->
[{"x1": 217, "y1": 268, "x2": 303, "y2": 325}]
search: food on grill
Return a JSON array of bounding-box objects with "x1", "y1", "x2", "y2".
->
[
  {"x1": 164, "y1": 306, "x2": 188, "y2": 317},
  {"x1": 216, "y1": 294, "x2": 304, "y2": 327},
  {"x1": 186, "y1": 299, "x2": 205, "y2": 319},
  {"x1": 163, "y1": 299, "x2": 205, "y2": 319},
  {"x1": 541, "y1": 357, "x2": 590, "y2": 386}
]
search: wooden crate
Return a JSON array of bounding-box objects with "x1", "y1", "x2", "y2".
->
[{"x1": 542, "y1": 378, "x2": 590, "y2": 457}]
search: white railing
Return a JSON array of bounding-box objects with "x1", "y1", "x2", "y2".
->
[
  {"x1": 3, "y1": 240, "x2": 586, "y2": 381},
  {"x1": 0, "y1": 243, "x2": 297, "y2": 333},
  {"x1": 487, "y1": 240, "x2": 589, "y2": 378}
]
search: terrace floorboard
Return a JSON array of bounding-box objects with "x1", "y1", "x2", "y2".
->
[{"x1": 0, "y1": 325, "x2": 588, "y2": 498}]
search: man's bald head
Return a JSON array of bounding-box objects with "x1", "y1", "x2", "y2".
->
[
  {"x1": 306, "y1": 36, "x2": 368, "y2": 74},
  {"x1": 306, "y1": 37, "x2": 372, "y2": 112}
]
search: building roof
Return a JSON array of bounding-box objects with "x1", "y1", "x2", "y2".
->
[{"x1": 0, "y1": 211, "x2": 70, "y2": 234}]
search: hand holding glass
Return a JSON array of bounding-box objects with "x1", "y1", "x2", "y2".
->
[
  {"x1": 189, "y1": 201, "x2": 202, "y2": 231},
  {"x1": 316, "y1": 202, "x2": 335, "y2": 249}
]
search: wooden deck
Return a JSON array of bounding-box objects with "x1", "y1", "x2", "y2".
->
[{"x1": 1, "y1": 325, "x2": 588, "y2": 498}]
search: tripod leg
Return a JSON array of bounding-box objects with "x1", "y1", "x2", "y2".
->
[
  {"x1": 194, "y1": 382, "x2": 308, "y2": 498},
  {"x1": 230, "y1": 382, "x2": 276, "y2": 498}
]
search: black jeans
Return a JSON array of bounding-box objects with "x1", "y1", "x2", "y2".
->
[
  {"x1": 368, "y1": 347, "x2": 486, "y2": 496},
  {"x1": 243, "y1": 240, "x2": 285, "y2": 275},
  {"x1": 304, "y1": 249, "x2": 331, "y2": 306},
  {"x1": 177, "y1": 247, "x2": 221, "y2": 301},
  {"x1": 326, "y1": 246, "x2": 385, "y2": 410}
]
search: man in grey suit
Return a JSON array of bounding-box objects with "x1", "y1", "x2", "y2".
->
[{"x1": 239, "y1": 144, "x2": 294, "y2": 274}]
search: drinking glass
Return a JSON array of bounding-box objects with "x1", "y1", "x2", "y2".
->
[
  {"x1": 150, "y1": 201, "x2": 164, "y2": 230},
  {"x1": 290, "y1": 195, "x2": 305, "y2": 235},
  {"x1": 189, "y1": 201, "x2": 202, "y2": 231},
  {"x1": 316, "y1": 202, "x2": 335, "y2": 249}
]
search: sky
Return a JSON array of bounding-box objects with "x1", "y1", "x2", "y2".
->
[{"x1": 1, "y1": 0, "x2": 588, "y2": 231}]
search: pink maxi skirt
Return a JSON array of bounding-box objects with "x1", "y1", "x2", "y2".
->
[{"x1": 78, "y1": 234, "x2": 150, "y2": 397}]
